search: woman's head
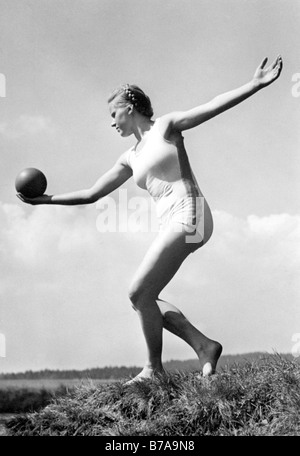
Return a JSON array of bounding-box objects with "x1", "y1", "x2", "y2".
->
[
  {"x1": 108, "y1": 84, "x2": 154, "y2": 119},
  {"x1": 108, "y1": 84, "x2": 154, "y2": 137}
]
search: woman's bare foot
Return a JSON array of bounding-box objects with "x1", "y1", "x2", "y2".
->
[
  {"x1": 124, "y1": 366, "x2": 166, "y2": 386},
  {"x1": 196, "y1": 340, "x2": 223, "y2": 377}
]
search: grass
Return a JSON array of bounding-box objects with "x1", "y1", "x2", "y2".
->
[
  {"x1": 5, "y1": 354, "x2": 300, "y2": 436},
  {"x1": 0, "y1": 386, "x2": 70, "y2": 414},
  {"x1": 0, "y1": 380, "x2": 116, "y2": 414}
]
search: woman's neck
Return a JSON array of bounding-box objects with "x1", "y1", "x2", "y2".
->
[{"x1": 132, "y1": 116, "x2": 155, "y2": 141}]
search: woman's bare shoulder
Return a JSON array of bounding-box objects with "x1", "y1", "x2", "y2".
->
[
  {"x1": 115, "y1": 147, "x2": 134, "y2": 169},
  {"x1": 156, "y1": 113, "x2": 183, "y2": 141}
]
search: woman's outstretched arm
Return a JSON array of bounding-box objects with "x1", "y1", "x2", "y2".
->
[
  {"x1": 17, "y1": 151, "x2": 132, "y2": 206},
  {"x1": 168, "y1": 55, "x2": 283, "y2": 132}
]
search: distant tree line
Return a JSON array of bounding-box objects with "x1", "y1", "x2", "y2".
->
[{"x1": 0, "y1": 366, "x2": 142, "y2": 380}]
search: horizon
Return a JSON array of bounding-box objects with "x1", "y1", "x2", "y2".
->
[{"x1": 1, "y1": 350, "x2": 298, "y2": 376}]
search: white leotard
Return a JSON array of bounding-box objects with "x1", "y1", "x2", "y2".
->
[{"x1": 126, "y1": 118, "x2": 208, "y2": 241}]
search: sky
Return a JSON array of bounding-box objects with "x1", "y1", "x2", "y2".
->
[{"x1": 0, "y1": 0, "x2": 299, "y2": 373}]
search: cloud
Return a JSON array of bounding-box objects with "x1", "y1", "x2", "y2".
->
[
  {"x1": 0, "y1": 115, "x2": 55, "y2": 139},
  {"x1": 0, "y1": 202, "x2": 98, "y2": 266},
  {"x1": 210, "y1": 210, "x2": 300, "y2": 274}
]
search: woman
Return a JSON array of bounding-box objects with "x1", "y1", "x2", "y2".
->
[{"x1": 18, "y1": 56, "x2": 283, "y2": 383}]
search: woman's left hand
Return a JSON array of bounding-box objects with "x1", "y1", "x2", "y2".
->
[
  {"x1": 253, "y1": 55, "x2": 283, "y2": 89},
  {"x1": 16, "y1": 193, "x2": 51, "y2": 205}
]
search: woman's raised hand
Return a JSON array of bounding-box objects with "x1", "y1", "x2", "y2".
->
[{"x1": 253, "y1": 55, "x2": 283, "y2": 89}]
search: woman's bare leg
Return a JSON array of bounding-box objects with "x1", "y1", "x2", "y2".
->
[
  {"x1": 126, "y1": 223, "x2": 222, "y2": 383},
  {"x1": 157, "y1": 299, "x2": 222, "y2": 376}
]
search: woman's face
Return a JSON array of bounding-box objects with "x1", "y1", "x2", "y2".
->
[{"x1": 109, "y1": 97, "x2": 133, "y2": 137}]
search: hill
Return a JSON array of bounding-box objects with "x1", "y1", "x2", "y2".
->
[{"x1": 5, "y1": 353, "x2": 300, "y2": 436}]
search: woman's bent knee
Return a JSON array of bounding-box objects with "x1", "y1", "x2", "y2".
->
[
  {"x1": 128, "y1": 287, "x2": 138, "y2": 307},
  {"x1": 128, "y1": 284, "x2": 157, "y2": 308}
]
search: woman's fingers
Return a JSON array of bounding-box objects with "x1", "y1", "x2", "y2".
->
[
  {"x1": 277, "y1": 55, "x2": 283, "y2": 73},
  {"x1": 271, "y1": 55, "x2": 283, "y2": 73},
  {"x1": 272, "y1": 55, "x2": 282, "y2": 70},
  {"x1": 16, "y1": 193, "x2": 25, "y2": 202},
  {"x1": 271, "y1": 55, "x2": 283, "y2": 80},
  {"x1": 257, "y1": 55, "x2": 283, "y2": 84},
  {"x1": 260, "y1": 57, "x2": 268, "y2": 69},
  {"x1": 16, "y1": 193, "x2": 34, "y2": 204},
  {"x1": 259, "y1": 55, "x2": 282, "y2": 72}
]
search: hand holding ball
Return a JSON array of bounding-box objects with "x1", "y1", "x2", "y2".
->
[{"x1": 15, "y1": 168, "x2": 47, "y2": 198}]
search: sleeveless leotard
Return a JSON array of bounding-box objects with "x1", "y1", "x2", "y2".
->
[{"x1": 126, "y1": 118, "x2": 208, "y2": 242}]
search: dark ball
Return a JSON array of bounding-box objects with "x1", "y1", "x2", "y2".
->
[{"x1": 15, "y1": 168, "x2": 47, "y2": 198}]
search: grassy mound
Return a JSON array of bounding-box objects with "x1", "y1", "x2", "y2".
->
[{"x1": 6, "y1": 354, "x2": 300, "y2": 436}]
